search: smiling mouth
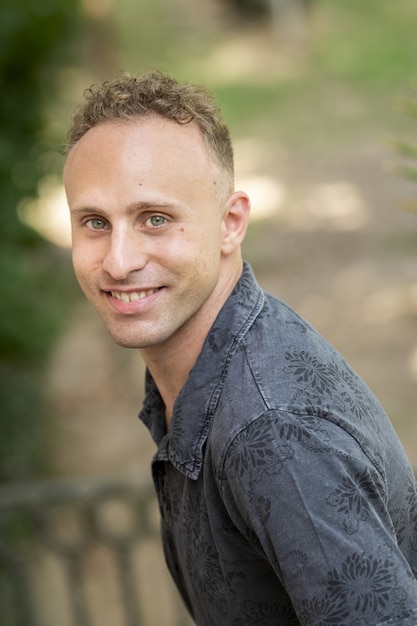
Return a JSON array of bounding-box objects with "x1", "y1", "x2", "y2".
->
[{"x1": 110, "y1": 288, "x2": 161, "y2": 303}]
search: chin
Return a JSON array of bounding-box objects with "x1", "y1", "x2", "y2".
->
[
  {"x1": 106, "y1": 327, "x2": 162, "y2": 350},
  {"x1": 108, "y1": 333, "x2": 144, "y2": 349}
]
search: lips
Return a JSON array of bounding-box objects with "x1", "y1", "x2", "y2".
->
[{"x1": 109, "y1": 288, "x2": 160, "y2": 303}]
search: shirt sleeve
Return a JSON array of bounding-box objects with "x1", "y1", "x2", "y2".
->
[{"x1": 220, "y1": 409, "x2": 417, "y2": 625}]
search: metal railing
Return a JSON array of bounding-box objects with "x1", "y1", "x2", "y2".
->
[{"x1": 0, "y1": 476, "x2": 193, "y2": 626}]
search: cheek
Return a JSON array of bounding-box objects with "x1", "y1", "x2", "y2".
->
[
  {"x1": 72, "y1": 232, "x2": 105, "y2": 269},
  {"x1": 186, "y1": 217, "x2": 224, "y2": 252},
  {"x1": 170, "y1": 231, "x2": 221, "y2": 270},
  {"x1": 71, "y1": 256, "x2": 87, "y2": 289},
  {"x1": 71, "y1": 244, "x2": 94, "y2": 284}
]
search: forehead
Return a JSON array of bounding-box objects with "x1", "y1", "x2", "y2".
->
[
  {"x1": 65, "y1": 116, "x2": 211, "y2": 172},
  {"x1": 64, "y1": 117, "x2": 223, "y2": 208}
]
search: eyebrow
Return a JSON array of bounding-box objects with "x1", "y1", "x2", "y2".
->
[
  {"x1": 126, "y1": 201, "x2": 174, "y2": 214},
  {"x1": 70, "y1": 200, "x2": 178, "y2": 216}
]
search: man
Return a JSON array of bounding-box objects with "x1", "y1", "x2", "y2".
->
[{"x1": 64, "y1": 70, "x2": 417, "y2": 625}]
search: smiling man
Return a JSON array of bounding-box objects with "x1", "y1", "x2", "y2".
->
[
  {"x1": 64, "y1": 71, "x2": 417, "y2": 625},
  {"x1": 65, "y1": 95, "x2": 248, "y2": 422}
]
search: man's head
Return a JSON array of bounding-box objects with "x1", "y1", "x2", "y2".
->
[
  {"x1": 66, "y1": 70, "x2": 234, "y2": 185},
  {"x1": 64, "y1": 71, "x2": 249, "y2": 356}
]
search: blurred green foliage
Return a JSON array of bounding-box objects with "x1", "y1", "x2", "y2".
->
[
  {"x1": 0, "y1": 0, "x2": 81, "y2": 481},
  {"x1": 393, "y1": 89, "x2": 417, "y2": 210}
]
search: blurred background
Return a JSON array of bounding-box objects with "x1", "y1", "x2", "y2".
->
[{"x1": 1, "y1": 0, "x2": 417, "y2": 623}]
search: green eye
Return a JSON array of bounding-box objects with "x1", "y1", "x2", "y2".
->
[
  {"x1": 88, "y1": 218, "x2": 107, "y2": 230},
  {"x1": 149, "y1": 215, "x2": 166, "y2": 227}
]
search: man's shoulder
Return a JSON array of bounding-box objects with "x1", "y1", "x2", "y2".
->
[
  {"x1": 242, "y1": 291, "x2": 346, "y2": 387},
  {"x1": 207, "y1": 288, "x2": 389, "y2": 473},
  {"x1": 251, "y1": 291, "x2": 321, "y2": 345}
]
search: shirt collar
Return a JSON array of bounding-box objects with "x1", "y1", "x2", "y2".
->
[{"x1": 139, "y1": 262, "x2": 265, "y2": 479}]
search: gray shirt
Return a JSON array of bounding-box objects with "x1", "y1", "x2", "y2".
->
[{"x1": 139, "y1": 262, "x2": 417, "y2": 625}]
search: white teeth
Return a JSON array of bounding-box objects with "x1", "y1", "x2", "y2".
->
[{"x1": 110, "y1": 289, "x2": 157, "y2": 302}]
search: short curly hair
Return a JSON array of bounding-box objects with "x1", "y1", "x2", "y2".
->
[{"x1": 66, "y1": 70, "x2": 234, "y2": 178}]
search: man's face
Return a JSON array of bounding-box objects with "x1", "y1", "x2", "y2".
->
[{"x1": 64, "y1": 117, "x2": 239, "y2": 353}]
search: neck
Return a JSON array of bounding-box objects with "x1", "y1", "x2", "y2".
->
[
  {"x1": 141, "y1": 324, "x2": 207, "y2": 427},
  {"x1": 140, "y1": 259, "x2": 243, "y2": 427}
]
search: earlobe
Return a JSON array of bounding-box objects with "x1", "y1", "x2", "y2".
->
[{"x1": 221, "y1": 191, "x2": 250, "y2": 255}]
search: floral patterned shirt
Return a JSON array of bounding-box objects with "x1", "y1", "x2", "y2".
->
[{"x1": 139, "y1": 262, "x2": 417, "y2": 625}]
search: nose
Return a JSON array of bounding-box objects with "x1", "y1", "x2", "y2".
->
[{"x1": 102, "y1": 226, "x2": 147, "y2": 280}]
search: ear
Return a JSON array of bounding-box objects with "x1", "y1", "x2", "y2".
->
[{"x1": 221, "y1": 191, "x2": 250, "y2": 256}]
